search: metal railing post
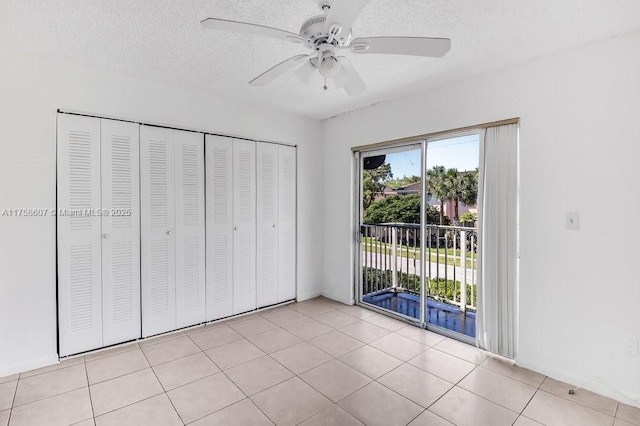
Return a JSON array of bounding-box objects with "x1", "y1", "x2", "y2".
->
[
  {"x1": 391, "y1": 226, "x2": 398, "y2": 291},
  {"x1": 460, "y1": 230, "x2": 467, "y2": 313},
  {"x1": 453, "y1": 230, "x2": 457, "y2": 304}
]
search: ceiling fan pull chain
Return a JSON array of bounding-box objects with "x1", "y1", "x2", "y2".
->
[{"x1": 323, "y1": 78, "x2": 328, "y2": 91}]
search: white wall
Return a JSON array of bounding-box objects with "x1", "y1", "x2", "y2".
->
[
  {"x1": 0, "y1": 48, "x2": 323, "y2": 376},
  {"x1": 322, "y1": 30, "x2": 640, "y2": 405}
]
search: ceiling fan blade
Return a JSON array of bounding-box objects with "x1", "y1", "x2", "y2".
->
[
  {"x1": 336, "y1": 57, "x2": 366, "y2": 95},
  {"x1": 324, "y1": 0, "x2": 369, "y2": 32},
  {"x1": 249, "y1": 55, "x2": 308, "y2": 86},
  {"x1": 294, "y1": 60, "x2": 317, "y2": 85},
  {"x1": 201, "y1": 18, "x2": 306, "y2": 44},
  {"x1": 333, "y1": 58, "x2": 354, "y2": 89},
  {"x1": 349, "y1": 36, "x2": 451, "y2": 57}
]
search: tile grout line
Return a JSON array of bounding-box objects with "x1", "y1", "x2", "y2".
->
[
  {"x1": 184, "y1": 332, "x2": 276, "y2": 425},
  {"x1": 452, "y1": 379, "x2": 530, "y2": 418},
  {"x1": 85, "y1": 349, "x2": 153, "y2": 386},
  {"x1": 10, "y1": 362, "x2": 90, "y2": 409},
  {"x1": 83, "y1": 343, "x2": 140, "y2": 363},
  {"x1": 476, "y1": 362, "x2": 545, "y2": 388},
  {"x1": 532, "y1": 388, "x2": 619, "y2": 422},
  {"x1": 239, "y1": 394, "x2": 278, "y2": 426},
  {"x1": 140, "y1": 337, "x2": 215, "y2": 368},
  {"x1": 10, "y1": 383, "x2": 89, "y2": 411},
  {"x1": 190, "y1": 314, "x2": 350, "y2": 425},
  {"x1": 429, "y1": 345, "x2": 489, "y2": 367},
  {"x1": 17, "y1": 357, "x2": 85, "y2": 381},
  {"x1": 537, "y1": 377, "x2": 622, "y2": 418},
  {"x1": 288, "y1": 325, "x2": 421, "y2": 424},
  {"x1": 516, "y1": 372, "x2": 549, "y2": 420},
  {"x1": 7, "y1": 371, "x2": 19, "y2": 426},
  {"x1": 295, "y1": 357, "x2": 370, "y2": 404},
  {"x1": 91, "y1": 392, "x2": 170, "y2": 423},
  {"x1": 406, "y1": 361, "x2": 485, "y2": 422},
  {"x1": 138, "y1": 342, "x2": 186, "y2": 425},
  {"x1": 374, "y1": 357, "x2": 460, "y2": 409},
  {"x1": 403, "y1": 408, "x2": 427, "y2": 426},
  {"x1": 306, "y1": 329, "x2": 366, "y2": 357},
  {"x1": 83, "y1": 359, "x2": 97, "y2": 425},
  {"x1": 316, "y1": 302, "x2": 450, "y2": 425},
  {"x1": 87, "y1": 368, "x2": 165, "y2": 419},
  {"x1": 452, "y1": 360, "x2": 537, "y2": 415},
  {"x1": 137, "y1": 332, "x2": 188, "y2": 349},
  {"x1": 275, "y1": 331, "x2": 348, "y2": 426},
  {"x1": 451, "y1": 364, "x2": 545, "y2": 415}
]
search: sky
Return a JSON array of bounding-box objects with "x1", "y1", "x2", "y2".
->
[{"x1": 384, "y1": 134, "x2": 479, "y2": 179}]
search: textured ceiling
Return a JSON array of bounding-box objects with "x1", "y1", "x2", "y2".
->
[{"x1": 1, "y1": 0, "x2": 639, "y2": 119}]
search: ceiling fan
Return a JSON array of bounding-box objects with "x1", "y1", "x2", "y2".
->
[{"x1": 201, "y1": 0, "x2": 451, "y2": 96}]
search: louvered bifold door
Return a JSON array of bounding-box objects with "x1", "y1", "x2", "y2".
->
[
  {"x1": 205, "y1": 135, "x2": 234, "y2": 320},
  {"x1": 278, "y1": 145, "x2": 297, "y2": 302},
  {"x1": 57, "y1": 114, "x2": 103, "y2": 356},
  {"x1": 174, "y1": 131, "x2": 206, "y2": 328},
  {"x1": 101, "y1": 119, "x2": 141, "y2": 346},
  {"x1": 256, "y1": 143, "x2": 279, "y2": 308},
  {"x1": 232, "y1": 139, "x2": 257, "y2": 314},
  {"x1": 140, "y1": 126, "x2": 176, "y2": 337}
]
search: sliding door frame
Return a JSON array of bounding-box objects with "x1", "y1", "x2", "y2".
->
[
  {"x1": 353, "y1": 141, "x2": 424, "y2": 326},
  {"x1": 352, "y1": 123, "x2": 507, "y2": 342}
]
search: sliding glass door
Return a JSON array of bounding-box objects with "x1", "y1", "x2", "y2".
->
[
  {"x1": 423, "y1": 135, "x2": 479, "y2": 340},
  {"x1": 355, "y1": 134, "x2": 480, "y2": 342},
  {"x1": 355, "y1": 143, "x2": 425, "y2": 325}
]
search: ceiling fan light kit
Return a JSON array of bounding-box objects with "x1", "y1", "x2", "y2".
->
[{"x1": 201, "y1": 0, "x2": 451, "y2": 96}]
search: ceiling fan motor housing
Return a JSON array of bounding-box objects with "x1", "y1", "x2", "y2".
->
[{"x1": 300, "y1": 15, "x2": 351, "y2": 48}]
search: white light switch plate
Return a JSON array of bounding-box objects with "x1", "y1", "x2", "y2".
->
[
  {"x1": 625, "y1": 337, "x2": 639, "y2": 356},
  {"x1": 566, "y1": 212, "x2": 579, "y2": 230}
]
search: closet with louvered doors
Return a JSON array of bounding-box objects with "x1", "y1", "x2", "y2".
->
[
  {"x1": 276, "y1": 144, "x2": 297, "y2": 303},
  {"x1": 205, "y1": 135, "x2": 296, "y2": 320},
  {"x1": 140, "y1": 126, "x2": 206, "y2": 337},
  {"x1": 58, "y1": 113, "x2": 292, "y2": 355},
  {"x1": 256, "y1": 143, "x2": 297, "y2": 308},
  {"x1": 57, "y1": 115, "x2": 141, "y2": 357},
  {"x1": 205, "y1": 136, "x2": 257, "y2": 320}
]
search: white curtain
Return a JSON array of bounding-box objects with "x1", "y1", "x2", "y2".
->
[{"x1": 476, "y1": 123, "x2": 519, "y2": 359}]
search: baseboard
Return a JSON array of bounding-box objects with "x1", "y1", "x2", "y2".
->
[
  {"x1": 515, "y1": 355, "x2": 640, "y2": 408},
  {"x1": 0, "y1": 354, "x2": 59, "y2": 378},
  {"x1": 320, "y1": 291, "x2": 353, "y2": 306},
  {"x1": 296, "y1": 290, "x2": 323, "y2": 302}
]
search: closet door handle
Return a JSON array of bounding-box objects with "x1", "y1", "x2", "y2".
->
[
  {"x1": 166, "y1": 230, "x2": 173, "y2": 236},
  {"x1": 234, "y1": 226, "x2": 238, "y2": 231},
  {"x1": 103, "y1": 234, "x2": 110, "y2": 240}
]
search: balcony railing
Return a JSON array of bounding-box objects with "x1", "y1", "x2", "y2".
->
[{"x1": 361, "y1": 223, "x2": 478, "y2": 313}]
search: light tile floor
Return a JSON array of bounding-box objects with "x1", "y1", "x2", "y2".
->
[{"x1": 1, "y1": 297, "x2": 639, "y2": 426}]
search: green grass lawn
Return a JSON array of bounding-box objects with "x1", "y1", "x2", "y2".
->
[{"x1": 361, "y1": 237, "x2": 477, "y2": 269}]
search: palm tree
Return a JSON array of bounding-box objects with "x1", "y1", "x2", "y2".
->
[
  {"x1": 428, "y1": 166, "x2": 479, "y2": 223},
  {"x1": 458, "y1": 169, "x2": 478, "y2": 209},
  {"x1": 442, "y1": 168, "x2": 461, "y2": 219},
  {"x1": 426, "y1": 166, "x2": 449, "y2": 225},
  {"x1": 443, "y1": 168, "x2": 478, "y2": 220}
]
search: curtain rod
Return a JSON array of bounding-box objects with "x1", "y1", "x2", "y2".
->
[
  {"x1": 351, "y1": 117, "x2": 520, "y2": 152},
  {"x1": 57, "y1": 109, "x2": 297, "y2": 148}
]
